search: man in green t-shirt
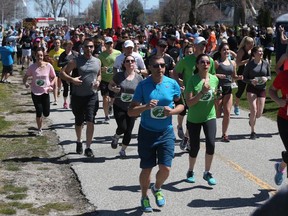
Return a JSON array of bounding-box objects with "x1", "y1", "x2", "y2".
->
[
  {"x1": 173, "y1": 36, "x2": 215, "y2": 150},
  {"x1": 98, "y1": 37, "x2": 121, "y2": 122}
]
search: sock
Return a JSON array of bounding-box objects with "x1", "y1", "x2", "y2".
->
[{"x1": 153, "y1": 184, "x2": 160, "y2": 191}]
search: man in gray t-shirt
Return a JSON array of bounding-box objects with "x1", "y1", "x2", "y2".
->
[{"x1": 60, "y1": 38, "x2": 101, "y2": 158}]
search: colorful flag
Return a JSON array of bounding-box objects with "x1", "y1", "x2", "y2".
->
[
  {"x1": 106, "y1": 0, "x2": 112, "y2": 29},
  {"x1": 100, "y1": 0, "x2": 106, "y2": 29},
  {"x1": 113, "y1": 0, "x2": 122, "y2": 30}
]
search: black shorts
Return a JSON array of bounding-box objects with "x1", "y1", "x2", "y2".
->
[
  {"x1": 221, "y1": 85, "x2": 232, "y2": 96},
  {"x1": 99, "y1": 80, "x2": 115, "y2": 97},
  {"x1": 246, "y1": 85, "x2": 266, "y2": 98},
  {"x1": 71, "y1": 93, "x2": 99, "y2": 126},
  {"x1": 2, "y1": 65, "x2": 13, "y2": 75},
  {"x1": 55, "y1": 71, "x2": 60, "y2": 77}
]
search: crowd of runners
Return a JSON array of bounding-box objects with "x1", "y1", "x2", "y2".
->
[{"x1": 0, "y1": 21, "x2": 288, "y2": 213}]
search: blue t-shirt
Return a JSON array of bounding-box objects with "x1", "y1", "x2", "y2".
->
[
  {"x1": 0, "y1": 46, "x2": 14, "y2": 66},
  {"x1": 132, "y1": 75, "x2": 181, "y2": 132}
]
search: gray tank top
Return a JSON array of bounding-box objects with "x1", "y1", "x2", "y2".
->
[
  {"x1": 72, "y1": 55, "x2": 101, "y2": 96},
  {"x1": 113, "y1": 72, "x2": 143, "y2": 111},
  {"x1": 216, "y1": 60, "x2": 233, "y2": 87}
]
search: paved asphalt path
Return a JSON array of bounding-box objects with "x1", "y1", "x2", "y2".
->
[{"x1": 48, "y1": 93, "x2": 286, "y2": 216}]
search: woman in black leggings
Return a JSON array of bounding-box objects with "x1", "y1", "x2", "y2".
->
[
  {"x1": 185, "y1": 54, "x2": 219, "y2": 186},
  {"x1": 108, "y1": 55, "x2": 143, "y2": 158},
  {"x1": 234, "y1": 36, "x2": 254, "y2": 115},
  {"x1": 269, "y1": 69, "x2": 288, "y2": 186}
]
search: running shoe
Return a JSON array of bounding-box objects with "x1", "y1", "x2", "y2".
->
[
  {"x1": 177, "y1": 126, "x2": 185, "y2": 139},
  {"x1": 84, "y1": 148, "x2": 94, "y2": 158},
  {"x1": 274, "y1": 163, "x2": 284, "y2": 186},
  {"x1": 180, "y1": 137, "x2": 188, "y2": 150},
  {"x1": 36, "y1": 129, "x2": 43, "y2": 136},
  {"x1": 104, "y1": 116, "x2": 110, "y2": 124},
  {"x1": 203, "y1": 172, "x2": 216, "y2": 186},
  {"x1": 221, "y1": 135, "x2": 230, "y2": 143},
  {"x1": 151, "y1": 184, "x2": 166, "y2": 207},
  {"x1": 76, "y1": 141, "x2": 83, "y2": 154},
  {"x1": 140, "y1": 197, "x2": 153, "y2": 212},
  {"x1": 53, "y1": 101, "x2": 57, "y2": 105},
  {"x1": 63, "y1": 102, "x2": 68, "y2": 109},
  {"x1": 231, "y1": 82, "x2": 238, "y2": 89},
  {"x1": 250, "y1": 132, "x2": 257, "y2": 140},
  {"x1": 186, "y1": 170, "x2": 195, "y2": 183},
  {"x1": 108, "y1": 105, "x2": 113, "y2": 116},
  {"x1": 111, "y1": 134, "x2": 119, "y2": 149},
  {"x1": 119, "y1": 149, "x2": 126, "y2": 158},
  {"x1": 234, "y1": 105, "x2": 240, "y2": 115}
]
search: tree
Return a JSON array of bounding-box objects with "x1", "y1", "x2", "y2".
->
[
  {"x1": 121, "y1": 0, "x2": 144, "y2": 25},
  {"x1": 161, "y1": 0, "x2": 190, "y2": 25},
  {"x1": 256, "y1": 6, "x2": 273, "y2": 27},
  {"x1": 33, "y1": 0, "x2": 68, "y2": 18},
  {"x1": 85, "y1": 0, "x2": 102, "y2": 23}
]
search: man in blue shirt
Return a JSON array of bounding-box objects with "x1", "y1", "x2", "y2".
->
[
  {"x1": 0, "y1": 40, "x2": 14, "y2": 83},
  {"x1": 128, "y1": 56, "x2": 184, "y2": 212}
]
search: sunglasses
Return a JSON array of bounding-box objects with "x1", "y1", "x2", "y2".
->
[
  {"x1": 152, "y1": 63, "x2": 166, "y2": 68},
  {"x1": 125, "y1": 59, "x2": 135, "y2": 63},
  {"x1": 105, "y1": 42, "x2": 112, "y2": 45},
  {"x1": 199, "y1": 60, "x2": 210, "y2": 65},
  {"x1": 159, "y1": 45, "x2": 167, "y2": 48},
  {"x1": 85, "y1": 45, "x2": 94, "y2": 48}
]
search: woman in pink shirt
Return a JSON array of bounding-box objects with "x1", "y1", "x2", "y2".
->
[{"x1": 23, "y1": 47, "x2": 56, "y2": 136}]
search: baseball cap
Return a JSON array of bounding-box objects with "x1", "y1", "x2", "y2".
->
[
  {"x1": 194, "y1": 36, "x2": 207, "y2": 45},
  {"x1": 123, "y1": 40, "x2": 134, "y2": 48},
  {"x1": 168, "y1": 34, "x2": 177, "y2": 41},
  {"x1": 157, "y1": 39, "x2": 168, "y2": 47},
  {"x1": 35, "y1": 38, "x2": 41, "y2": 42},
  {"x1": 105, "y1": 37, "x2": 113, "y2": 44}
]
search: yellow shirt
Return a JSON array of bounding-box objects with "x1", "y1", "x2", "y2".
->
[{"x1": 49, "y1": 48, "x2": 65, "y2": 72}]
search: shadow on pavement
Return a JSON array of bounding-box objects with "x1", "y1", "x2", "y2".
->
[
  {"x1": 188, "y1": 189, "x2": 274, "y2": 210},
  {"x1": 76, "y1": 206, "x2": 150, "y2": 215}
]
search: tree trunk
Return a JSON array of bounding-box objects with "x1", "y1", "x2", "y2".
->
[{"x1": 188, "y1": 0, "x2": 197, "y2": 25}]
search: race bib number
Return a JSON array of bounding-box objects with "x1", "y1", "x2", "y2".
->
[
  {"x1": 35, "y1": 79, "x2": 46, "y2": 87},
  {"x1": 150, "y1": 106, "x2": 167, "y2": 119},
  {"x1": 199, "y1": 89, "x2": 215, "y2": 101},
  {"x1": 255, "y1": 77, "x2": 264, "y2": 85},
  {"x1": 106, "y1": 67, "x2": 113, "y2": 74},
  {"x1": 120, "y1": 93, "x2": 133, "y2": 102}
]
